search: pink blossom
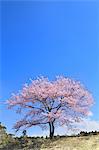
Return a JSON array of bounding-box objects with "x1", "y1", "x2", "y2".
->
[{"x1": 7, "y1": 76, "x2": 94, "y2": 137}]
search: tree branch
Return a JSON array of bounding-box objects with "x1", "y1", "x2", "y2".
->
[{"x1": 23, "y1": 104, "x2": 45, "y2": 113}]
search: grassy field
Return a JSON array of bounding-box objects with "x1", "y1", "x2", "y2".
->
[
  {"x1": 1, "y1": 134, "x2": 99, "y2": 150},
  {"x1": 1, "y1": 123, "x2": 99, "y2": 150},
  {"x1": 41, "y1": 135, "x2": 99, "y2": 150}
]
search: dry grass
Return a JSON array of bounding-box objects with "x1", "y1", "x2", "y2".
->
[{"x1": 41, "y1": 135, "x2": 99, "y2": 150}]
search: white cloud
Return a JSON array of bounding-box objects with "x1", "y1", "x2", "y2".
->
[
  {"x1": 42, "y1": 119, "x2": 99, "y2": 136},
  {"x1": 80, "y1": 118, "x2": 99, "y2": 132}
]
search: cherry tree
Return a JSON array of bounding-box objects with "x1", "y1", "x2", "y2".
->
[{"x1": 7, "y1": 76, "x2": 94, "y2": 138}]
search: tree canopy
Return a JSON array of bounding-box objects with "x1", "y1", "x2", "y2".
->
[{"x1": 7, "y1": 76, "x2": 94, "y2": 138}]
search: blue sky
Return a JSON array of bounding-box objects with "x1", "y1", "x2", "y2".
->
[{"x1": 0, "y1": 1, "x2": 99, "y2": 136}]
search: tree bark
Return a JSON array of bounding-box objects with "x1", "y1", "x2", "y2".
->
[{"x1": 49, "y1": 122, "x2": 54, "y2": 139}]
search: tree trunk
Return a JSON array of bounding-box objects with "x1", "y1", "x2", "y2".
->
[{"x1": 49, "y1": 122, "x2": 54, "y2": 139}]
